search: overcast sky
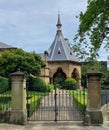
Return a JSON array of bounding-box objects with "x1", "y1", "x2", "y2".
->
[{"x1": 0, "y1": 0, "x2": 108, "y2": 61}]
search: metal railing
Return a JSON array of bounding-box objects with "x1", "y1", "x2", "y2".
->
[
  {"x1": 0, "y1": 91, "x2": 11, "y2": 123},
  {"x1": 101, "y1": 91, "x2": 109, "y2": 106}
]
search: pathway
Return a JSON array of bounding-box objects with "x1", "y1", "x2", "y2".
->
[{"x1": 29, "y1": 90, "x2": 82, "y2": 121}]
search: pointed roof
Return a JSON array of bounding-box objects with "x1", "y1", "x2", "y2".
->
[{"x1": 47, "y1": 14, "x2": 78, "y2": 62}]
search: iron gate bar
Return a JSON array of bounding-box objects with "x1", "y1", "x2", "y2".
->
[
  {"x1": 27, "y1": 85, "x2": 84, "y2": 121},
  {"x1": 0, "y1": 91, "x2": 11, "y2": 123},
  {"x1": 54, "y1": 84, "x2": 58, "y2": 122}
]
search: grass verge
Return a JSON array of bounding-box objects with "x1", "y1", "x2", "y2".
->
[
  {"x1": 70, "y1": 90, "x2": 87, "y2": 115},
  {"x1": 27, "y1": 91, "x2": 49, "y2": 117},
  {"x1": 0, "y1": 91, "x2": 11, "y2": 112}
]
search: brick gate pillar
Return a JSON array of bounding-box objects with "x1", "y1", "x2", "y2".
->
[
  {"x1": 87, "y1": 68, "x2": 103, "y2": 125},
  {"x1": 10, "y1": 69, "x2": 27, "y2": 125}
]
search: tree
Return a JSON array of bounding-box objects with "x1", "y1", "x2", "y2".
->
[
  {"x1": 81, "y1": 59, "x2": 102, "y2": 87},
  {"x1": 81, "y1": 59, "x2": 109, "y2": 88},
  {"x1": 0, "y1": 48, "x2": 45, "y2": 77},
  {"x1": 74, "y1": 0, "x2": 109, "y2": 59}
]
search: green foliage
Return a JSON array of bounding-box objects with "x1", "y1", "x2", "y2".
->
[
  {"x1": 70, "y1": 90, "x2": 87, "y2": 115},
  {"x1": 28, "y1": 77, "x2": 54, "y2": 92},
  {"x1": 81, "y1": 60, "x2": 109, "y2": 87},
  {"x1": 0, "y1": 97, "x2": 11, "y2": 111},
  {"x1": 0, "y1": 48, "x2": 45, "y2": 77},
  {"x1": 74, "y1": 0, "x2": 109, "y2": 59},
  {"x1": 0, "y1": 91, "x2": 11, "y2": 112},
  {"x1": 27, "y1": 91, "x2": 49, "y2": 117},
  {"x1": 46, "y1": 84, "x2": 54, "y2": 92},
  {"x1": 28, "y1": 77, "x2": 46, "y2": 92},
  {"x1": 54, "y1": 72, "x2": 66, "y2": 88},
  {"x1": 0, "y1": 77, "x2": 10, "y2": 93},
  {"x1": 82, "y1": 60, "x2": 101, "y2": 74},
  {"x1": 65, "y1": 78, "x2": 77, "y2": 90},
  {"x1": 27, "y1": 93, "x2": 41, "y2": 117}
]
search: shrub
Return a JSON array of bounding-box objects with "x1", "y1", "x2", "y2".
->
[
  {"x1": 0, "y1": 77, "x2": 9, "y2": 93},
  {"x1": 28, "y1": 77, "x2": 47, "y2": 92},
  {"x1": 28, "y1": 77, "x2": 54, "y2": 92},
  {"x1": 65, "y1": 78, "x2": 77, "y2": 90}
]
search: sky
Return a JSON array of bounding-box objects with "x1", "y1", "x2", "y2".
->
[{"x1": 0, "y1": 0, "x2": 108, "y2": 61}]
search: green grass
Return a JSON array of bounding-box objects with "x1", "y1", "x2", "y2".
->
[
  {"x1": 0, "y1": 90, "x2": 49, "y2": 116},
  {"x1": 70, "y1": 90, "x2": 87, "y2": 115},
  {"x1": 0, "y1": 91, "x2": 11, "y2": 112},
  {"x1": 27, "y1": 91, "x2": 49, "y2": 117}
]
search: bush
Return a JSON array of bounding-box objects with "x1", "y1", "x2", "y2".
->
[
  {"x1": 0, "y1": 77, "x2": 9, "y2": 93},
  {"x1": 28, "y1": 77, "x2": 47, "y2": 92},
  {"x1": 28, "y1": 77, "x2": 54, "y2": 92},
  {"x1": 65, "y1": 78, "x2": 77, "y2": 90}
]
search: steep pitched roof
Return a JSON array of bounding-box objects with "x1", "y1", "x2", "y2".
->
[
  {"x1": 47, "y1": 14, "x2": 78, "y2": 62},
  {"x1": 0, "y1": 41, "x2": 15, "y2": 49}
]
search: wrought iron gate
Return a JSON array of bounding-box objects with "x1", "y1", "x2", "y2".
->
[{"x1": 26, "y1": 84, "x2": 86, "y2": 121}]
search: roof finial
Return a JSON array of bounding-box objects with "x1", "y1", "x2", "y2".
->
[{"x1": 56, "y1": 11, "x2": 62, "y2": 30}]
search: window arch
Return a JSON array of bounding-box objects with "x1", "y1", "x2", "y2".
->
[
  {"x1": 71, "y1": 68, "x2": 79, "y2": 80},
  {"x1": 53, "y1": 68, "x2": 66, "y2": 87}
]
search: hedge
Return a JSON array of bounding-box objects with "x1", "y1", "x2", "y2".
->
[
  {"x1": 65, "y1": 78, "x2": 77, "y2": 90},
  {"x1": 0, "y1": 77, "x2": 10, "y2": 93},
  {"x1": 28, "y1": 77, "x2": 54, "y2": 92}
]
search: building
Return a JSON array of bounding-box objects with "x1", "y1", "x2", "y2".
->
[
  {"x1": 39, "y1": 14, "x2": 81, "y2": 89},
  {"x1": 0, "y1": 15, "x2": 82, "y2": 89},
  {"x1": 0, "y1": 41, "x2": 16, "y2": 53}
]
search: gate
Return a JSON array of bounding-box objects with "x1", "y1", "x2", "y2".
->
[{"x1": 26, "y1": 84, "x2": 86, "y2": 122}]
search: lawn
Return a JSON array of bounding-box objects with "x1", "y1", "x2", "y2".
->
[
  {"x1": 27, "y1": 91, "x2": 49, "y2": 117},
  {"x1": 70, "y1": 90, "x2": 87, "y2": 115},
  {"x1": 0, "y1": 91, "x2": 11, "y2": 112}
]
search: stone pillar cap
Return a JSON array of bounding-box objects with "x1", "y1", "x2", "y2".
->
[
  {"x1": 10, "y1": 68, "x2": 25, "y2": 77},
  {"x1": 87, "y1": 68, "x2": 103, "y2": 77}
]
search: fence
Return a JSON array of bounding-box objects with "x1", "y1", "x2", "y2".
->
[
  {"x1": 101, "y1": 91, "x2": 109, "y2": 106},
  {"x1": 0, "y1": 91, "x2": 11, "y2": 123}
]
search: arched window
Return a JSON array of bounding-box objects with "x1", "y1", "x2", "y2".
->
[{"x1": 71, "y1": 68, "x2": 79, "y2": 80}]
